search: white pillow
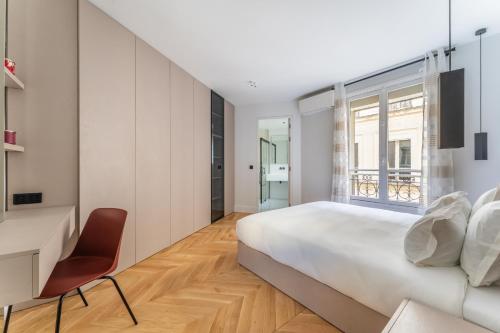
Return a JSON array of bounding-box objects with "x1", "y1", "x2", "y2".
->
[
  {"x1": 461, "y1": 201, "x2": 500, "y2": 287},
  {"x1": 471, "y1": 185, "x2": 500, "y2": 217},
  {"x1": 426, "y1": 191, "x2": 471, "y2": 216},
  {"x1": 405, "y1": 201, "x2": 468, "y2": 267}
]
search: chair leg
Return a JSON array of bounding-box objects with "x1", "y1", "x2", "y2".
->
[
  {"x1": 102, "y1": 276, "x2": 138, "y2": 325},
  {"x1": 77, "y1": 288, "x2": 88, "y2": 307},
  {"x1": 55, "y1": 294, "x2": 66, "y2": 333},
  {"x1": 3, "y1": 305, "x2": 12, "y2": 333}
]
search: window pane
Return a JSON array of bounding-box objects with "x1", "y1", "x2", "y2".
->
[
  {"x1": 354, "y1": 143, "x2": 359, "y2": 168},
  {"x1": 350, "y1": 95, "x2": 379, "y2": 199},
  {"x1": 399, "y1": 139, "x2": 411, "y2": 168},
  {"x1": 387, "y1": 84, "x2": 423, "y2": 204},
  {"x1": 388, "y1": 141, "x2": 396, "y2": 169}
]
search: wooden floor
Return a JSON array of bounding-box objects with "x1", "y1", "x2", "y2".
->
[{"x1": 5, "y1": 213, "x2": 340, "y2": 333}]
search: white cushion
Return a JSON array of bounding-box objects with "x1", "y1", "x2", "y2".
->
[
  {"x1": 461, "y1": 201, "x2": 500, "y2": 287},
  {"x1": 405, "y1": 201, "x2": 468, "y2": 267},
  {"x1": 425, "y1": 191, "x2": 471, "y2": 216},
  {"x1": 471, "y1": 186, "x2": 500, "y2": 217}
]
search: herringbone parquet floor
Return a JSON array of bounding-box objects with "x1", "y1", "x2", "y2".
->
[{"x1": 5, "y1": 213, "x2": 340, "y2": 333}]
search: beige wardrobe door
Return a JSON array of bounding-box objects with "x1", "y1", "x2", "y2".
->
[
  {"x1": 170, "y1": 63, "x2": 195, "y2": 243},
  {"x1": 79, "y1": 0, "x2": 136, "y2": 270},
  {"x1": 194, "y1": 80, "x2": 211, "y2": 231},
  {"x1": 135, "y1": 38, "x2": 171, "y2": 262},
  {"x1": 224, "y1": 101, "x2": 235, "y2": 215}
]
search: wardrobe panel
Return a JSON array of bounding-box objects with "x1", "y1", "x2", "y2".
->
[
  {"x1": 170, "y1": 63, "x2": 195, "y2": 243},
  {"x1": 194, "y1": 80, "x2": 211, "y2": 231},
  {"x1": 135, "y1": 38, "x2": 171, "y2": 262},
  {"x1": 224, "y1": 101, "x2": 235, "y2": 215},
  {"x1": 79, "y1": 0, "x2": 136, "y2": 270}
]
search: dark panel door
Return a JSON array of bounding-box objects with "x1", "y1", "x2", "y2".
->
[{"x1": 211, "y1": 91, "x2": 225, "y2": 222}]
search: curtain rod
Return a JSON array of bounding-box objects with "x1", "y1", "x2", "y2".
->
[{"x1": 343, "y1": 47, "x2": 455, "y2": 87}]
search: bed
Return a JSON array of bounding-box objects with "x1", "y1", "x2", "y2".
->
[{"x1": 237, "y1": 201, "x2": 497, "y2": 333}]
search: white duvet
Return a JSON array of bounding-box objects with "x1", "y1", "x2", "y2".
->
[{"x1": 236, "y1": 201, "x2": 469, "y2": 318}]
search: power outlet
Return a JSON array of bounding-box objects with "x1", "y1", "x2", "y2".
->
[{"x1": 13, "y1": 193, "x2": 43, "y2": 205}]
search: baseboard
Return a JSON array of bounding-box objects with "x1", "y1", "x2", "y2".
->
[{"x1": 234, "y1": 205, "x2": 257, "y2": 213}]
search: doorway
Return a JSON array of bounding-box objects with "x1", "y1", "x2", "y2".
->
[{"x1": 258, "y1": 118, "x2": 290, "y2": 211}]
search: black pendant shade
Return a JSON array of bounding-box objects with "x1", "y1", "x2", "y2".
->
[
  {"x1": 475, "y1": 133, "x2": 488, "y2": 160},
  {"x1": 438, "y1": 69, "x2": 464, "y2": 149}
]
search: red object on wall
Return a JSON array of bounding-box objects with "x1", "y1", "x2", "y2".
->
[
  {"x1": 4, "y1": 58, "x2": 16, "y2": 74},
  {"x1": 4, "y1": 130, "x2": 16, "y2": 145}
]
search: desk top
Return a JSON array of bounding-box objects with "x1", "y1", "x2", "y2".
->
[{"x1": 0, "y1": 206, "x2": 75, "y2": 259}]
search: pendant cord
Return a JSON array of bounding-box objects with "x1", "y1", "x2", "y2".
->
[
  {"x1": 449, "y1": 0, "x2": 452, "y2": 71},
  {"x1": 479, "y1": 34, "x2": 482, "y2": 132}
]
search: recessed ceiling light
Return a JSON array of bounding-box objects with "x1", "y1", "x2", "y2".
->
[{"x1": 248, "y1": 80, "x2": 257, "y2": 88}]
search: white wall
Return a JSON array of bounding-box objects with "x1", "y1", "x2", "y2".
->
[
  {"x1": 7, "y1": 0, "x2": 78, "y2": 214},
  {"x1": 301, "y1": 109, "x2": 333, "y2": 203},
  {"x1": 235, "y1": 102, "x2": 301, "y2": 212},
  {"x1": 452, "y1": 33, "x2": 500, "y2": 201}
]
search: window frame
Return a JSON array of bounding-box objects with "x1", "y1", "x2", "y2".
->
[{"x1": 347, "y1": 78, "x2": 423, "y2": 209}]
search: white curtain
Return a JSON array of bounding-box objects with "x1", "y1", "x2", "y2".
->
[
  {"x1": 331, "y1": 83, "x2": 350, "y2": 203},
  {"x1": 421, "y1": 48, "x2": 454, "y2": 206}
]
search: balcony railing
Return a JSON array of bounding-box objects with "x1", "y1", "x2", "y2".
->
[{"x1": 350, "y1": 169, "x2": 422, "y2": 204}]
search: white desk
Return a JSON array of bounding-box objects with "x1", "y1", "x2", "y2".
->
[{"x1": 0, "y1": 206, "x2": 76, "y2": 310}]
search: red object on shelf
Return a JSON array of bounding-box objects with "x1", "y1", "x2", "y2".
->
[
  {"x1": 4, "y1": 130, "x2": 16, "y2": 145},
  {"x1": 4, "y1": 58, "x2": 16, "y2": 74}
]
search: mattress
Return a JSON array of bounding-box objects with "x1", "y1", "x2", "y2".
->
[
  {"x1": 463, "y1": 285, "x2": 500, "y2": 332},
  {"x1": 236, "y1": 201, "x2": 469, "y2": 318}
]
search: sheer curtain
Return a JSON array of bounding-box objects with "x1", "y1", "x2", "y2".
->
[
  {"x1": 421, "y1": 48, "x2": 454, "y2": 206},
  {"x1": 331, "y1": 83, "x2": 350, "y2": 203}
]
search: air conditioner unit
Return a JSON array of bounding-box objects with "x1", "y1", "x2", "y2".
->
[{"x1": 298, "y1": 90, "x2": 335, "y2": 116}]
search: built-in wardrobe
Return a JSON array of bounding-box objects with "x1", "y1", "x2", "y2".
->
[{"x1": 79, "y1": 0, "x2": 234, "y2": 271}]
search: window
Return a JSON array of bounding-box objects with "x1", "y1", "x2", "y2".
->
[
  {"x1": 349, "y1": 82, "x2": 423, "y2": 206},
  {"x1": 399, "y1": 140, "x2": 411, "y2": 169},
  {"x1": 354, "y1": 143, "x2": 359, "y2": 168},
  {"x1": 388, "y1": 141, "x2": 396, "y2": 169},
  {"x1": 349, "y1": 95, "x2": 380, "y2": 199}
]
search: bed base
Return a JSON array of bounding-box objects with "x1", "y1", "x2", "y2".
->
[{"x1": 238, "y1": 241, "x2": 389, "y2": 333}]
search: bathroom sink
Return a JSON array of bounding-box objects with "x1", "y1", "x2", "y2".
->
[{"x1": 266, "y1": 173, "x2": 288, "y2": 182}]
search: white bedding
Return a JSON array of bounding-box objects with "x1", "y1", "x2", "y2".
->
[
  {"x1": 463, "y1": 286, "x2": 500, "y2": 332},
  {"x1": 236, "y1": 201, "x2": 469, "y2": 318}
]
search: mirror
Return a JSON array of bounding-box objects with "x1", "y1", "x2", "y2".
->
[{"x1": 269, "y1": 135, "x2": 288, "y2": 164}]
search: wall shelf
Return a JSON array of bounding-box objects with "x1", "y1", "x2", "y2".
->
[
  {"x1": 4, "y1": 67, "x2": 25, "y2": 90},
  {"x1": 4, "y1": 143, "x2": 24, "y2": 152}
]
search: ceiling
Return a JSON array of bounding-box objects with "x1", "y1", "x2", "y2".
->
[
  {"x1": 89, "y1": 0, "x2": 500, "y2": 106},
  {"x1": 259, "y1": 118, "x2": 289, "y2": 130}
]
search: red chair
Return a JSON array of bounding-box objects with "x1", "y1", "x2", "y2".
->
[{"x1": 37, "y1": 208, "x2": 138, "y2": 333}]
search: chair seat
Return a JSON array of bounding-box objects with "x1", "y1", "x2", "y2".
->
[{"x1": 39, "y1": 256, "x2": 114, "y2": 299}]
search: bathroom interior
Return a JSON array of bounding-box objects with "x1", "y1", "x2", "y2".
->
[{"x1": 258, "y1": 118, "x2": 290, "y2": 211}]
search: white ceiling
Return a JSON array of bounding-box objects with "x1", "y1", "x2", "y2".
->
[
  {"x1": 89, "y1": 0, "x2": 500, "y2": 106},
  {"x1": 259, "y1": 118, "x2": 289, "y2": 130}
]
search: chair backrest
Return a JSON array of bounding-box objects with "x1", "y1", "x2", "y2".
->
[{"x1": 72, "y1": 208, "x2": 127, "y2": 269}]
